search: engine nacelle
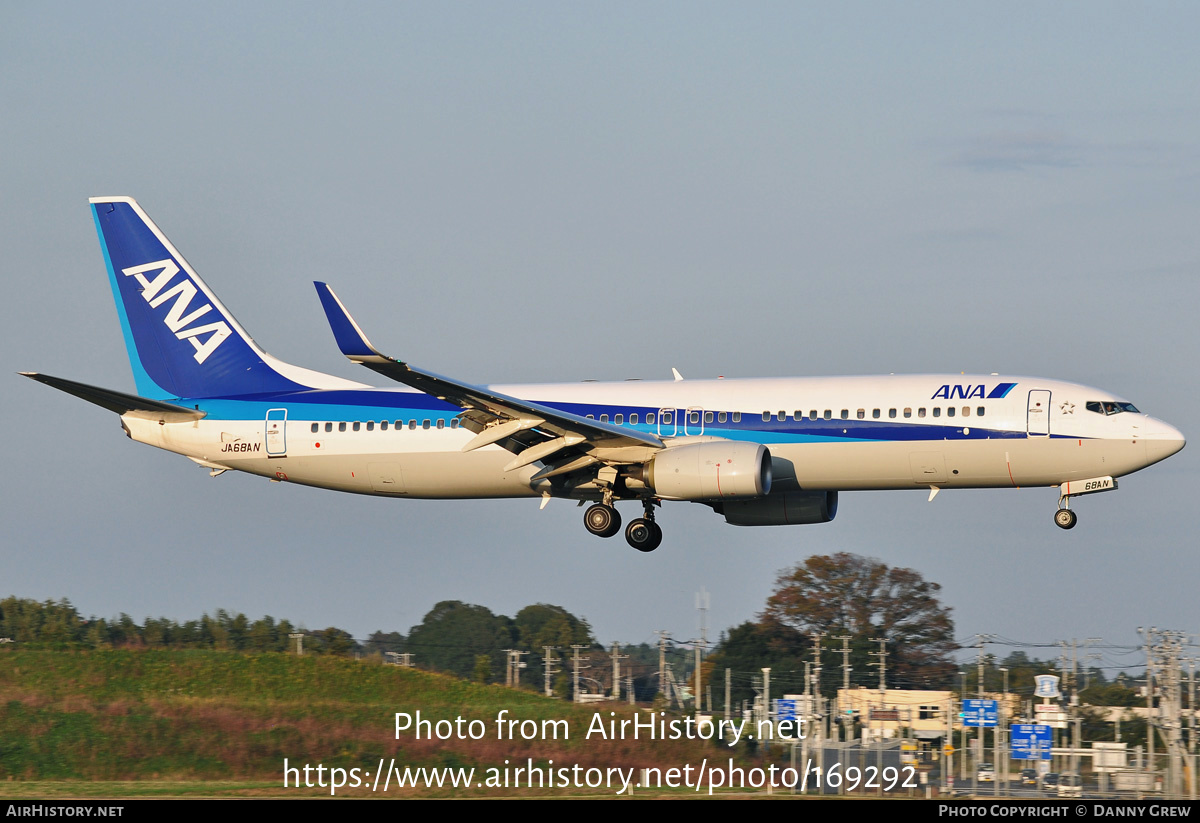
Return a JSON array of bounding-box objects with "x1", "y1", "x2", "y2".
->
[
  {"x1": 642, "y1": 442, "x2": 771, "y2": 501},
  {"x1": 720, "y1": 490, "x2": 839, "y2": 526}
]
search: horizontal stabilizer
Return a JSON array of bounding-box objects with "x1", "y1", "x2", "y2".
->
[{"x1": 20, "y1": 372, "x2": 205, "y2": 419}]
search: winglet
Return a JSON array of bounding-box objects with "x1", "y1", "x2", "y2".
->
[{"x1": 314, "y1": 282, "x2": 389, "y2": 363}]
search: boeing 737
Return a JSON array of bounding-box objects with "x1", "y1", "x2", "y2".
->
[{"x1": 22, "y1": 197, "x2": 1186, "y2": 551}]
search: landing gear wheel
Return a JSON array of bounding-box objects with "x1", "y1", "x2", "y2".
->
[
  {"x1": 1054, "y1": 508, "x2": 1077, "y2": 530},
  {"x1": 584, "y1": 504, "x2": 622, "y2": 538},
  {"x1": 625, "y1": 518, "x2": 663, "y2": 552}
]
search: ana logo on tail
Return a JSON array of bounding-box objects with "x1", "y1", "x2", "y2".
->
[{"x1": 122, "y1": 260, "x2": 232, "y2": 364}]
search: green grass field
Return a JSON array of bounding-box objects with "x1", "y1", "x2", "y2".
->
[{"x1": 0, "y1": 649, "x2": 753, "y2": 797}]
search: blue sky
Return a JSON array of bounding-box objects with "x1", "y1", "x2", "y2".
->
[{"x1": 3, "y1": 3, "x2": 1197, "y2": 669}]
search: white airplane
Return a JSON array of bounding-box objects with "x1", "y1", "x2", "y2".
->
[{"x1": 23, "y1": 197, "x2": 1186, "y2": 552}]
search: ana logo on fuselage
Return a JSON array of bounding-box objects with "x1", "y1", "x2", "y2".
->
[
  {"x1": 122, "y1": 260, "x2": 232, "y2": 364},
  {"x1": 931, "y1": 383, "x2": 1017, "y2": 400}
]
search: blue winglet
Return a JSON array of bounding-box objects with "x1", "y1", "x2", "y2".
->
[{"x1": 314, "y1": 282, "x2": 384, "y2": 361}]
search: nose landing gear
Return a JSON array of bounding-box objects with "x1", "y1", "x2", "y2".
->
[{"x1": 1053, "y1": 506, "x2": 1077, "y2": 530}]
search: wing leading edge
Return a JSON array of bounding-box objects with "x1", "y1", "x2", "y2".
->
[{"x1": 313, "y1": 283, "x2": 663, "y2": 477}]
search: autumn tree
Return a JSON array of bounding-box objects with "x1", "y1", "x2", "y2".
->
[{"x1": 711, "y1": 552, "x2": 957, "y2": 696}]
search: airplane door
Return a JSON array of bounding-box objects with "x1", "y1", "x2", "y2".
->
[
  {"x1": 1026, "y1": 390, "x2": 1051, "y2": 437},
  {"x1": 266, "y1": 408, "x2": 288, "y2": 456}
]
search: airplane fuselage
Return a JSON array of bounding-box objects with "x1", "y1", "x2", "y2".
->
[{"x1": 121, "y1": 373, "x2": 1180, "y2": 500}]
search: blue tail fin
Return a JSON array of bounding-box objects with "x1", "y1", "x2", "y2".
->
[{"x1": 90, "y1": 197, "x2": 352, "y2": 399}]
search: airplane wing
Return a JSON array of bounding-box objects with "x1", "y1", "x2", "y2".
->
[{"x1": 314, "y1": 283, "x2": 663, "y2": 477}]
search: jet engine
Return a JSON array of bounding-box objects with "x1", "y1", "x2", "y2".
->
[{"x1": 637, "y1": 441, "x2": 771, "y2": 501}]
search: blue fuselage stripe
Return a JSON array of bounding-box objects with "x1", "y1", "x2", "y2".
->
[{"x1": 180, "y1": 393, "x2": 1058, "y2": 443}]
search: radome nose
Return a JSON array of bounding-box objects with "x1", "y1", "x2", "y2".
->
[{"x1": 1144, "y1": 420, "x2": 1185, "y2": 465}]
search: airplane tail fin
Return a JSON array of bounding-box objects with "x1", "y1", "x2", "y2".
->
[{"x1": 89, "y1": 197, "x2": 357, "y2": 400}]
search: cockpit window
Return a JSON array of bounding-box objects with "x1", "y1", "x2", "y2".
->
[{"x1": 1087, "y1": 400, "x2": 1140, "y2": 416}]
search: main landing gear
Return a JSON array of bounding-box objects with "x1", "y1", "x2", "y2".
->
[{"x1": 583, "y1": 499, "x2": 662, "y2": 552}]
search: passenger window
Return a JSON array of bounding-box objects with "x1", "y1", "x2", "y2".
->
[
  {"x1": 933, "y1": 408, "x2": 941, "y2": 418},
  {"x1": 450, "y1": 418, "x2": 459, "y2": 429},
  {"x1": 704, "y1": 411, "x2": 713, "y2": 423},
  {"x1": 904, "y1": 408, "x2": 912, "y2": 419},
  {"x1": 339, "y1": 422, "x2": 347, "y2": 432},
  {"x1": 381, "y1": 421, "x2": 389, "y2": 431},
  {"x1": 732, "y1": 412, "x2": 741, "y2": 423},
  {"x1": 353, "y1": 422, "x2": 361, "y2": 431},
  {"x1": 809, "y1": 410, "x2": 817, "y2": 420},
  {"x1": 311, "y1": 423, "x2": 318, "y2": 433},
  {"x1": 762, "y1": 411, "x2": 771, "y2": 422},
  {"x1": 646, "y1": 413, "x2": 655, "y2": 424},
  {"x1": 325, "y1": 422, "x2": 333, "y2": 432},
  {"x1": 946, "y1": 407, "x2": 955, "y2": 418},
  {"x1": 717, "y1": 412, "x2": 726, "y2": 423},
  {"x1": 630, "y1": 413, "x2": 638, "y2": 425},
  {"x1": 409, "y1": 420, "x2": 417, "y2": 430},
  {"x1": 615, "y1": 413, "x2": 624, "y2": 425},
  {"x1": 872, "y1": 409, "x2": 880, "y2": 419},
  {"x1": 962, "y1": 407, "x2": 970, "y2": 417},
  {"x1": 600, "y1": 414, "x2": 609, "y2": 423},
  {"x1": 840, "y1": 409, "x2": 849, "y2": 420},
  {"x1": 436, "y1": 419, "x2": 445, "y2": 429},
  {"x1": 690, "y1": 412, "x2": 700, "y2": 424},
  {"x1": 977, "y1": 407, "x2": 985, "y2": 417},
  {"x1": 889, "y1": 409, "x2": 897, "y2": 419},
  {"x1": 586, "y1": 414, "x2": 594, "y2": 419},
  {"x1": 777, "y1": 411, "x2": 786, "y2": 421},
  {"x1": 824, "y1": 410, "x2": 832, "y2": 420},
  {"x1": 856, "y1": 409, "x2": 865, "y2": 419},
  {"x1": 422, "y1": 419, "x2": 430, "y2": 429},
  {"x1": 663, "y1": 412, "x2": 672, "y2": 424},
  {"x1": 917, "y1": 408, "x2": 926, "y2": 418},
  {"x1": 366, "y1": 421, "x2": 374, "y2": 431}
]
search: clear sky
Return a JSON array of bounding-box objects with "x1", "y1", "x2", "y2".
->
[{"x1": 4, "y1": 2, "x2": 1197, "y2": 670}]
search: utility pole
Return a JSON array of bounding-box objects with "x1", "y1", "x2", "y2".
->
[
  {"x1": 289, "y1": 632, "x2": 304, "y2": 655},
  {"x1": 543, "y1": 646, "x2": 559, "y2": 697},
  {"x1": 811, "y1": 634, "x2": 824, "y2": 755},
  {"x1": 1140, "y1": 627, "x2": 1155, "y2": 784},
  {"x1": 657, "y1": 631, "x2": 670, "y2": 705},
  {"x1": 610, "y1": 643, "x2": 627, "y2": 701},
  {"x1": 834, "y1": 635, "x2": 852, "y2": 743},
  {"x1": 571, "y1": 645, "x2": 587, "y2": 703},
  {"x1": 870, "y1": 637, "x2": 888, "y2": 693}
]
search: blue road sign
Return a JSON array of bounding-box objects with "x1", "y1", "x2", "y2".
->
[
  {"x1": 962, "y1": 699, "x2": 999, "y2": 727},
  {"x1": 1011, "y1": 724, "x2": 1053, "y2": 760}
]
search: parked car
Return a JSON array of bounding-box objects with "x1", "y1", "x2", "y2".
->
[
  {"x1": 977, "y1": 763, "x2": 995, "y2": 782},
  {"x1": 1020, "y1": 768, "x2": 1039, "y2": 786}
]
